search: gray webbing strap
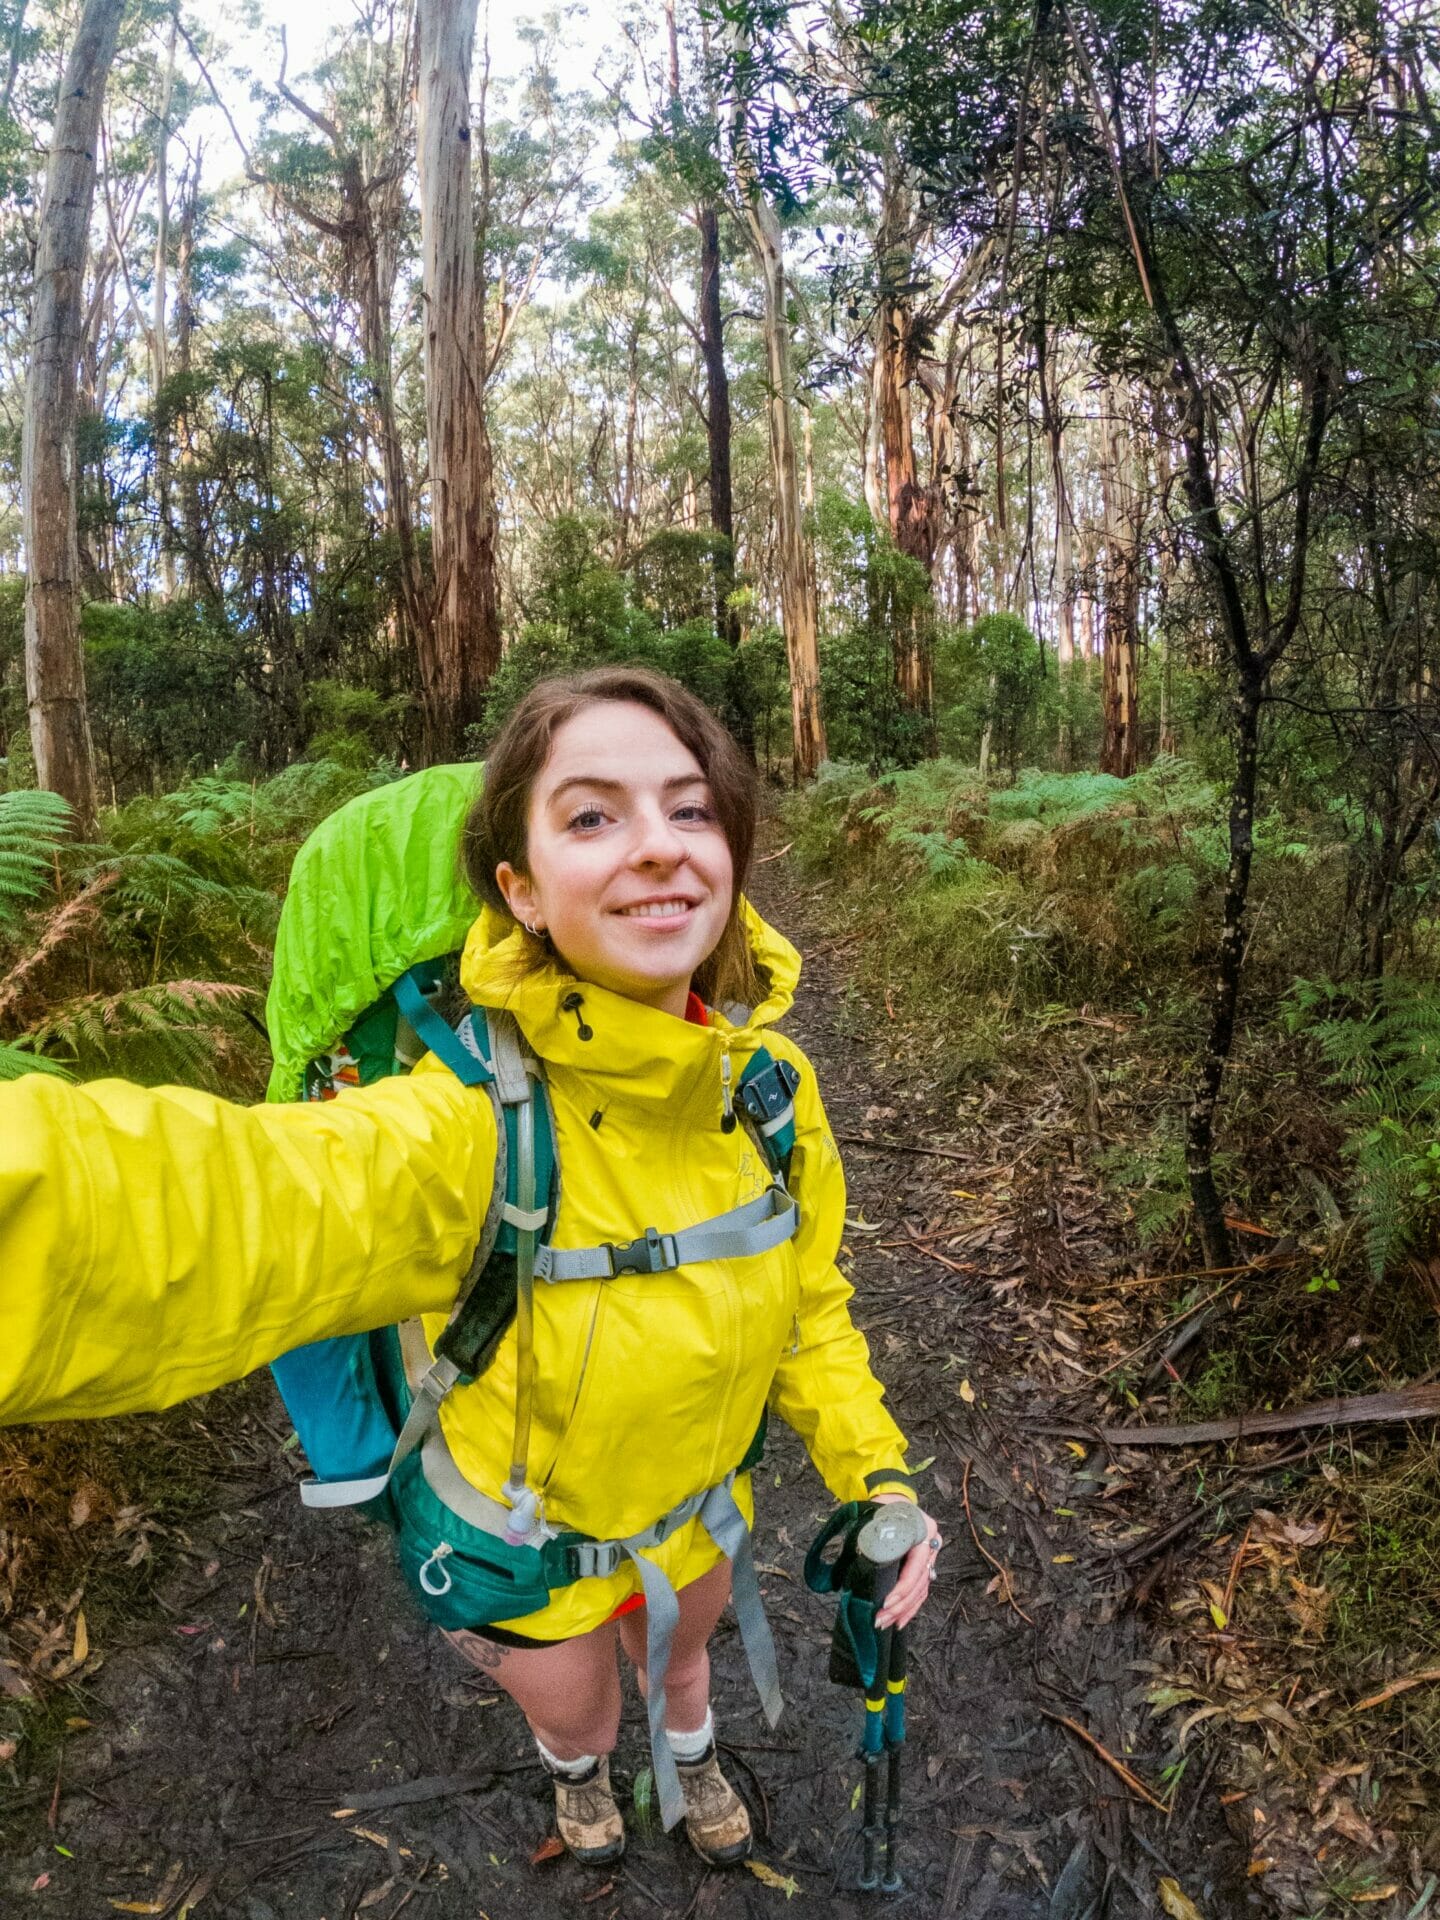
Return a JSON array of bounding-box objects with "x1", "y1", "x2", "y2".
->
[
  {"x1": 300, "y1": 1355, "x2": 462, "y2": 1509},
  {"x1": 415, "y1": 1420, "x2": 782, "y2": 1832},
  {"x1": 625, "y1": 1477, "x2": 783, "y2": 1831},
  {"x1": 534, "y1": 1186, "x2": 799, "y2": 1284}
]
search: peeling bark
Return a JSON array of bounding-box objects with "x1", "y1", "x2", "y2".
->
[
  {"x1": 416, "y1": 0, "x2": 501, "y2": 759},
  {"x1": 23, "y1": 0, "x2": 126, "y2": 834}
]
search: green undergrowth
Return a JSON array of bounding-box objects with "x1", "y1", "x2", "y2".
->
[
  {"x1": 783, "y1": 752, "x2": 1440, "y2": 1399},
  {"x1": 0, "y1": 755, "x2": 391, "y2": 1089},
  {"x1": 784, "y1": 757, "x2": 1440, "y2": 1824}
]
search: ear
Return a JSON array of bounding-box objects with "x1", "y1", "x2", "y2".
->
[{"x1": 495, "y1": 861, "x2": 543, "y2": 933}]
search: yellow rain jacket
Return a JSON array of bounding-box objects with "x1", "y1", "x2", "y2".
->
[{"x1": 0, "y1": 902, "x2": 913, "y2": 1637}]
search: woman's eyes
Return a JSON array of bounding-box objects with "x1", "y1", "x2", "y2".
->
[{"x1": 562, "y1": 800, "x2": 716, "y2": 833}]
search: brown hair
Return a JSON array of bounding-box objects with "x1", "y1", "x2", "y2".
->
[{"x1": 462, "y1": 666, "x2": 761, "y2": 1010}]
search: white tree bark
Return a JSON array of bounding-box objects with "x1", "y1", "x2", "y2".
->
[{"x1": 24, "y1": 0, "x2": 126, "y2": 832}]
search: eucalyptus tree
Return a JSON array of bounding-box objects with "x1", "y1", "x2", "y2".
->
[{"x1": 23, "y1": 0, "x2": 126, "y2": 831}]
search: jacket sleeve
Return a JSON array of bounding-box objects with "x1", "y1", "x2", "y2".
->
[
  {"x1": 0, "y1": 1062, "x2": 494, "y2": 1427},
  {"x1": 765, "y1": 1045, "x2": 916, "y2": 1506}
]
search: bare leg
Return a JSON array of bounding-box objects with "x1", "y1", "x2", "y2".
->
[
  {"x1": 617, "y1": 1557, "x2": 732, "y2": 1733},
  {"x1": 445, "y1": 1622, "x2": 622, "y2": 1761}
]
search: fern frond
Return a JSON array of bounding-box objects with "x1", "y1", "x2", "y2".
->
[
  {"x1": 19, "y1": 979, "x2": 259, "y2": 1086},
  {"x1": 0, "y1": 790, "x2": 71, "y2": 922},
  {"x1": 0, "y1": 1040, "x2": 72, "y2": 1083},
  {"x1": 0, "y1": 871, "x2": 118, "y2": 1023}
]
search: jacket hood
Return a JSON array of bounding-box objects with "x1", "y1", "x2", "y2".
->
[{"x1": 458, "y1": 895, "x2": 800, "y2": 1101}]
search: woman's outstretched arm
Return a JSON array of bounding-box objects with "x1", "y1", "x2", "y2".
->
[{"x1": 0, "y1": 1066, "x2": 494, "y2": 1426}]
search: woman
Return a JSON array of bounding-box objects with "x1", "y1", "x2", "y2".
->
[{"x1": 0, "y1": 667, "x2": 938, "y2": 1866}]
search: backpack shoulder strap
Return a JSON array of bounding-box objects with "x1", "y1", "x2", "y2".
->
[
  {"x1": 301, "y1": 1002, "x2": 558, "y2": 1512},
  {"x1": 737, "y1": 1046, "x2": 802, "y2": 1183}
]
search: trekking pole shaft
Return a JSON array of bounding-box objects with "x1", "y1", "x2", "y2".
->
[
  {"x1": 882, "y1": 1624, "x2": 907, "y2": 1892},
  {"x1": 858, "y1": 1623, "x2": 891, "y2": 1892}
]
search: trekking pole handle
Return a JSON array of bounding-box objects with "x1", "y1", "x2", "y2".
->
[{"x1": 855, "y1": 1502, "x2": 928, "y2": 1594}]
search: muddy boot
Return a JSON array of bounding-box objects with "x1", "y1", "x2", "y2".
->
[
  {"x1": 544, "y1": 1753, "x2": 626, "y2": 1865},
  {"x1": 675, "y1": 1744, "x2": 753, "y2": 1866}
]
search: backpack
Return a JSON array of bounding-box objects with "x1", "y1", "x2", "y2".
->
[{"x1": 264, "y1": 764, "x2": 803, "y2": 1629}]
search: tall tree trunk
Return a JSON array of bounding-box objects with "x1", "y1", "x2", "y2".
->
[
  {"x1": 666, "y1": 0, "x2": 740, "y2": 653},
  {"x1": 24, "y1": 0, "x2": 125, "y2": 834},
  {"x1": 171, "y1": 160, "x2": 213, "y2": 602},
  {"x1": 1099, "y1": 380, "x2": 1141, "y2": 775},
  {"x1": 729, "y1": 58, "x2": 824, "y2": 780},
  {"x1": 698, "y1": 203, "x2": 738, "y2": 647},
  {"x1": 416, "y1": 0, "x2": 500, "y2": 760},
  {"x1": 353, "y1": 157, "x2": 431, "y2": 680},
  {"x1": 870, "y1": 160, "x2": 937, "y2": 718},
  {"x1": 152, "y1": 13, "x2": 175, "y2": 597}
]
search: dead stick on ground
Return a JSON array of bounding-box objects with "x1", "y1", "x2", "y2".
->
[
  {"x1": 837, "y1": 1132, "x2": 973, "y2": 1165},
  {"x1": 1350, "y1": 1667, "x2": 1440, "y2": 1714},
  {"x1": 960, "y1": 1458, "x2": 1034, "y2": 1627},
  {"x1": 1102, "y1": 1382, "x2": 1440, "y2": 1448},
  {"x1": 1220, "y1": 1522, "x2": 1252, "y2": 1625},
  {"x1": 1041, "y1": 1710, "x2": 1169, "y2": 1813}
]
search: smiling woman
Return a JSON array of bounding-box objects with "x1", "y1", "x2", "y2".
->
[{"x1": 0, "y1": 667, "x2": 938, "y2": 1871}]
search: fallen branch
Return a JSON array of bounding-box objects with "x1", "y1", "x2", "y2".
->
[
  {"x1": 837, "y1": 1132, "x2": 972, "y2": 1165},
  {"x1": 1101, "y1": 1382, "x2": 1440, "y2": 1448},
  {"x1": 327, "y1": 1763, "x2": 531, "y2": 1814},
  {"x1": 1041, "y1": 1710, "x2": 1169, "y2": 1813},
  {"x1": 1351, "y1": 1667, "x2": 1440, "y2": 1715}
]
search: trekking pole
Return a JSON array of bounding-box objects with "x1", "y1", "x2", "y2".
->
[
  {"x1": 881, "y1": 1618, "x2": 906, "y2": 1892},
  {"x1": 805, "y1": 1499, "x2": 927, "y2": 1895}
]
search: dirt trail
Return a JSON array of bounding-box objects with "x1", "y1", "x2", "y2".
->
[{"x1": 4, "y1": 853, "x2": 1253, "y2": 1919}]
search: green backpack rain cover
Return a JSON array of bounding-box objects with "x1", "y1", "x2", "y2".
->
[{"x1": 265, "y1": 762, "x2": 482, "y2": 1104}]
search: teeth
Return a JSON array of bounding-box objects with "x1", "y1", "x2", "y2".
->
[{"x1": 621, "y1": 900, "x2": 691, "y2": 919}]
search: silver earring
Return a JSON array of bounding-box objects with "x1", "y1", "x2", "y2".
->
[{"x1": 522, "y1": 919, "x2": 542, "y2": 938}]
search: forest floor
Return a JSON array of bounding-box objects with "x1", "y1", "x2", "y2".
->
[{"x1": 0, "y1": 836, "x2": 1399, "y2": 1920}]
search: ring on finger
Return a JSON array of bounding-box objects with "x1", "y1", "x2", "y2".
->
[
  {"x1": 927, "y1": 1565, "x2": 939, "y2": 1581},
  {"x1": 928, "y1": 1536, "x2": 942, "y2": 1553}
]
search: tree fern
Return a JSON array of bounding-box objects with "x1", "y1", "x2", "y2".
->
[{"x1": 0, "y1": 790, "x2": 71, "y2": 925}]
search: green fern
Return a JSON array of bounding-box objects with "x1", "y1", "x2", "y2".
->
[
  {"x1": 19, "y1": 980, "x2": 259, "y2": 1087},
  {"x1": 0, "y1": 1040, "x2": 72, "y2": 1083},
  {"x1": 0, "y1": 790, "x2": 71, "y2": 925},
  {"x1": 1289, "y1": 979, "x2": 1440, "y2": 1276}
]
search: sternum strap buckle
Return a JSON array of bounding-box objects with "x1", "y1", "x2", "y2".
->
[{"x1": 606, "y1": 1226, "x2": 679, "y2": 1275}]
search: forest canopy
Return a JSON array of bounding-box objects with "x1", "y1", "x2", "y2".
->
[{"x1": 2, "y1": 0, "x2": 1439, "y2": 1279}]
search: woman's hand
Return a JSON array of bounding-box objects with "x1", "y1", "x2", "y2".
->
[{"x1": 871, "y1": 1492, "x2": 942, "y2": 1630}]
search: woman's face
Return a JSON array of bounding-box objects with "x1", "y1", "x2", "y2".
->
[{"x1": 495, "y1": 700, "x2": 735, "y2": 1019}]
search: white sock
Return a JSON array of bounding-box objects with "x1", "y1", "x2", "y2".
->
[
  {"x1": 665, "y1": 1707, "x2": 714, "y2": 1763},
  {"x1": 536, "y1": 1736, "x2": 598, "y2": 1780}
]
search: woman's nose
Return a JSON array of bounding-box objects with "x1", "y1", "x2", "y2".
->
[{"x1": 630, "y1": 804, "x2": 688, "y2": 865}]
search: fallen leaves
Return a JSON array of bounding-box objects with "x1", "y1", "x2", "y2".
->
[
  {"x1": 744, "y1": 1860, "x2": 801, "y2": 1897},
  {"x1": 1157, "y1": 1877, "x2": 1206, "y2": 1919}
]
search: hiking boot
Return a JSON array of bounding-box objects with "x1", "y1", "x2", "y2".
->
[
  {"x1": 675, "y1": 1744, "x2": 752, "y2": 1865},
  {"x1": 546, "y1": 1754, "x2": 626, "y2": 1864}
]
